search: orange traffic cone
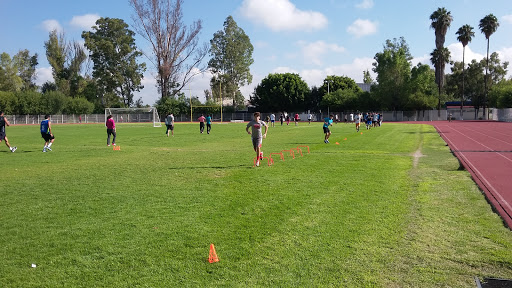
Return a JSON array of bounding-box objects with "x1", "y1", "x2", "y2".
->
[
  {"x1": 208, "y1": 244, "x2": 219, "y2": 263},
  {"x1": 113, "y1": 145, "x2": 120, "y2": 150},
  {"x1": 335, "y1": 142, "x2": 340, "y2": 145}
]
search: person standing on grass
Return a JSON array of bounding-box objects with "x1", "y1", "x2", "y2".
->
[
  {"x1": 286, "y1": 114, "x2": 290, "y2": 125},
  {"x1": 294, "y1": 113, "x2": 300, "y2": 126},
  {"x1": 198, "y1": 114, "x2": 206, "y2": 134},
  {"x1": 246, "y1": 112, "x2": 268, "y2": 167},
  {"x1": 308, "y1": 113, "x2": 312, "y2": 125},
  {"x1": 280, "y1": 113, "x2": 284, "y2": 126},
  {"x1": 270, "y1": 113, "x2": 275, "y2": 127},
  {"x1": 40, "y1": 115, "x2": 55, "y2": 152},
  {"x1": 323, "y1": 114, "x2": 334, "y2": 144},
  {"x1": 106, "y1": 115, "x2": 116, "y2": 146},
  {"x1": 165, "y1": 113, "x2": 174, "y2": 137},
  {"x1": 354, "y1": 112, "x2": 361, "y2": 132},
  {"x1": 0, "y1": 111, "x2": 17, "y2": 152},
  {"x1": 206, "y1": 114, "x2": 212, "y2": 134}
]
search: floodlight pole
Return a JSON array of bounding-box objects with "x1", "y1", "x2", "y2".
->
[
  {"x1": 220, "y1": 80, "x2": 223, "y2": 123},
  {"x1": 189, "y1": 88, "x2": 192, "y2": 123}
]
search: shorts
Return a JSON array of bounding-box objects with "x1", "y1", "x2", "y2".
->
[
  {"x1": 0, "y1": 132, "x2": 5, "y2": 141},
  {"x1": 252, "y1": 137, "x2": 262, "y2": 150},
  {"x1": 323, "y1": 127, "x2": 330, "y2": 134},
  {"x1": 166, "y1": 124, "x2": 174, "y2": 131},
  {"x1": 41, "y1": 133, "x2": 55, "y2": 142}
]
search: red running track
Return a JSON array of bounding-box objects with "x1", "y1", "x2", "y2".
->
[{"x1": 429, "y1": 121, "x2": 512, "y2": 229}]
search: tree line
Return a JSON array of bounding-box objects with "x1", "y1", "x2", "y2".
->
[{"x1": 1, "y1": 2, "x2": 511, "y2": 117}]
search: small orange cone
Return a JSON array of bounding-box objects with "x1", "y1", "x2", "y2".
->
[
  {"x1": 360, "y1": 132, "x2": 363, "y2": 135},
  {"x1": 208, "y1": 244, "x2": 219, "y2": 263},
  {"x1": 113, "y1": 145, "x2": 120, "y2": 150},
  {"x1": 335, "y1": 142, "x2": 340, "y2": 145},
  {"x1": 344, "y1": 138, "x2": 347, "y2": 141}
]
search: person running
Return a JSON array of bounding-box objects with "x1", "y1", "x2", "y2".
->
[
  {"x1": 0, "y1": 111, "x2": 17, "y2": 152},
  {"x1": 323, "y1": 114, "x2": 334, "y2": 143},
  {"x1": 206, "y1": 114, "x2": 212, "y2": 134},
  {"x1": 106, "y1": 115, "x2": 116, "y2": 146},
  {"x1": 270, "y1": 113, "x2": 275, "y2": 127},
  {"x1": 354, "y1": 112, "x2": 361, "y2": 132},
  {"x1": 294, "y1": 113, "x2": 300, "y2": 126},
  {"x1": 40, "y1": 115, "x2": 55, "y2": 152},
  {"x1": 280, "y1": 113, "x2": 284, "y2": 126},
  {"x1": 198, "y1": 114, "x2": 206, "y2": 134},
  {"x1": 246, "y1": 112, "x2": 268, "y2": 167},
  {"x1": 307, "y1": 113, "x2": 312, "y2": 125},
  {"x1": 286, "y1": 114, "x2": 290, "y2": 125},
  {"x1": 165, "y1": 113, "x2": 174, "y2": 137}
]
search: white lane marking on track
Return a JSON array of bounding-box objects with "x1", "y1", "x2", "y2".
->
[{"x1": 434, "y1": 124, "x2": 512, "y2": 216}]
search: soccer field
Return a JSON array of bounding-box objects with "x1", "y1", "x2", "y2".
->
[{"x1": 1, "y1": 122, "x2": 511, "y2": 287}]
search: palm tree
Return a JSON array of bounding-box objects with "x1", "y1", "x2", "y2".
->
[
  {"x1": 479, "y1": 14, "x2": 499, "y2": 119},
  {"x1": 430, "y1": 8, "x2": 453, "y2": 116},
  {"x1": 456, "y1": 24, "x2": 475, "y2": 120},
  {"x1": 430, "y1": 47, "x2": 451, "y2": 114}
]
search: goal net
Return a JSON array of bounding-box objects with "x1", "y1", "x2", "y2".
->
[{"x1": 105, "y1": 107, "x2": 162, "y2": 127}]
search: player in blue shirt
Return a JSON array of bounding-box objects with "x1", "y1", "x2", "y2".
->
[
  {"x1": 323, "y1": 114, "x2": 334, "y2": 143},
  {"x1": 40, "y1": 115, "x2": 55, "y2": 152}
]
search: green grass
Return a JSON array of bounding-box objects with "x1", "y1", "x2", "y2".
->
[{"x1": 0, "y1": 121, "x2": 511, "y2": 287}]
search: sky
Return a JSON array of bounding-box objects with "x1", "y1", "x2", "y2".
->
[{"x1": 1, "y1": 0, "x2": 511, "y2": 106}]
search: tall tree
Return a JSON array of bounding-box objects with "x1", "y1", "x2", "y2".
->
[
  {"x1": 479, "y1": 14, "x2": 499, "y2": 119},
  {"x1": 430, "y1": 7, "x2": 453, "y2": 115},
  {"x1": 430, "y1": 47, "x2": 451, "y2": 112},
  {"x1": 0, "y1": 53, "x2": 23, "y2": 92},
  {"x1": 209, "y1": 16, "x2": 254, "y2": 107},
  {"x1": 13, "y1": 50, "x2": 38, "y2": 91},
  {"x1": 44, "y1": 30, "x2": 87, "y2": 97},
  {"x1": 130, "y1": 0, "x2": 208, "y2": 100},
  {"x1": 363, "y1": 69, "x2": 373, "y2": 84},
  {"x1": 455, "y1": 24, "x2": 474, "y2": 119},
  {"x1": 251, "y1": 73, "x2": 309, "y2": 112},
  {"x1": 372, "y1": 37, "x2": 412, "y2": 110},
  {"x1": 83, "y1": 17, "x2": 146, "y2": 107}
]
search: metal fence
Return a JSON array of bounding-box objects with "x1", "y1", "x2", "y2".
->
[{"x1": 5, "y1": 109, "x2": 512, "y2": 124}]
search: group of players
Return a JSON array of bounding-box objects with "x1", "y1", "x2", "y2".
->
[
  {"x1": 323, "y1": 112, "x2": 383, "y2": 144},
  {"x1": 0, "y1": 111, "x2": 56, "y2": 153}
]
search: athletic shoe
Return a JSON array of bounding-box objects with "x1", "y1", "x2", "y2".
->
[
  {"x1": 10, "y1": 146, "x2": 17, "y2": 152},
  {"x1": 113, "y1": 143, "x2": 116, "y2": 146},
  {"x1": 326, "y1": 139, "x2": 329, "y2": 143},
  {"x1": 255, "y1": 160, "x2": 260, "y2": 167},
  {"x1": 108, "y1": 144, "x2": 110, "y2": 146},
  {"x1": 324, "y1": 139, "x2": 328, "y2": 143},
  {"x1": 260, "y1": 151, "x2": 263, "y2": 160},
  {"x1": 47, "y1": 147, "x2": 52, "y2": 151},
  {"x1": 42, "y1": 148, "x2": 47, "y2": 152}
]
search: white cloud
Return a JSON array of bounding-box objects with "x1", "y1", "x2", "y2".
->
[
  {"x1": 298, "y1": 41, "x2": 345, "y2": 66},
  {"x1": 347, "y1": 19, "x2": 378, "y2": 37},
  {"x1": 497, "y1": 47, "x2": 512, "y2": 67},
  {"x1": 239, "y1": 0, "x2": 327, "y2": 32},
  {"x1": 35, "y1": 67, "x2": 54, "y2": 86},
  {"x1": 355, "y1": 0, "x2": 374, "y2": 9},
  {"x1": 502, "y1": 15, "x2": 512, "y2": 24},
  {"x1": 447, "y1": 42, "x2": 485, "y2": 64},
  {"x1": 41, "y1": 19, "x2": 63, "y2": 33},
  {"x1": 271, "y1": 57, "x2": 375, "y2": 88},
  {"x1": 70, "y1": 14, "x2": 100, "y2": 31}
]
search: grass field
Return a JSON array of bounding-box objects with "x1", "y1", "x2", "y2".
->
[{"x1": 1, "y1": 121, "x2": 511, "y2": 287}]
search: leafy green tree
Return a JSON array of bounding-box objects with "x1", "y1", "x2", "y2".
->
[
  {"x1": 82, "y1": 17, "x2": 146, "y2": 107},
  {"x1": 13, "y1": 50, "x2": 38, "y2": 91},
  {"x1": 407, "y1": 63, "x2": 438, "y2": 110},
  {"x1": 44, "y1": 30, "x2": 87, "y2": 97},
  {"x1": 0, "y1": 52, "x2": 23, "y2": 92},
  {"x1": 456, "y1": 24, "x2": 475, "y2": 116},
  {"x1": 40, "y1": 91, "x2": 68, "y2": 114},
  {"x1": 64, "y1": 97, "x2": 95, "y2": 114},
  {"x1": 491, "y1": 80, "x2": 512, "y2": 108},
  {"x1": 304, "y1": 86, "x2": 322, "y2": 112},
  {"x1": 15, "y1": 90, "x2": 43, "y2": 115},
  {"x1": 251, "y1": 73, "x2": 309, "y2": 112},
  {"x1": 0, "y1": 91, "x2": 18, "y2": 114},
  {"x1": 363, "y1": 69, "x2": 373, "y2": 84},
  {"x1": 209, "y1": 16, "x2": 254, "y2": 107},
  {"x1": 372, "y1": 37, "x2": 412, "y2": 110},
  {"x1": 479, "y1": 13, "x2": 499, "y2": 118},
  {"x1": 319, "y1": 75, "x2": 362, "y2": 111}
]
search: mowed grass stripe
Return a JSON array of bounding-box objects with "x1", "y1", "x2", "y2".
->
[{"x1": 0, "y1": 122, "x2": 511, "y2": 287}]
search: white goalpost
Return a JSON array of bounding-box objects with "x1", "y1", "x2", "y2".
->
[{"x1": 105, "y1": 107, "x2": 162, "y2": 127}]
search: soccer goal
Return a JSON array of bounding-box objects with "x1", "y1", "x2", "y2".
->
[{"x1": 105, "y1": 107, "x2": 162, "y2": 127}]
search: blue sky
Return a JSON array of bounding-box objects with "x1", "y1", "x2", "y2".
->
[{"x1": 1, "y1": 0, "x2": 511, "y2": 106}]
